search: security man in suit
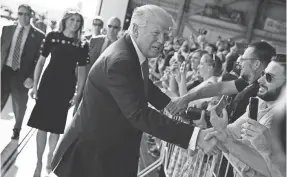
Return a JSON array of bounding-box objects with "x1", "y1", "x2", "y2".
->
[
  {"x1": 73, "y1": 16, "x2": 121, "y2": 114},
  {"x1": 84, "y1": 16, "x2": 104, "y2": 41},
  {"x1": 1, "y1": 4, "x2": 45, "y2": 139},
  {"x1": 88, "y1": 16, "x2": 121, "y2": 73}
]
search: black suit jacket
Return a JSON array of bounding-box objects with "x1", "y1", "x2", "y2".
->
[
  {"x1": 52, "y1": 34, "x2": 194, "y2": 177},
  {"x1": 87, "y1": 35, "x2": 105, "y2": 72},
  {"x1": 1, "y1": 24, "x2": 44, "y2": 82}
]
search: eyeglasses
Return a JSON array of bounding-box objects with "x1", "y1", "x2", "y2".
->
[
  {"x1": 18, "y1": 12, "x2": 30, "y2": 17},
  {"x1": 261, "y1": 71, "x2": 273, "y2": 83},
  {"x1": 108, "y1": 25, "x2": 119, "y2": 30},
  {"x1": 93, "y1": 23, "x2": 103, "y2": 27},
  {"x1": 239, "y1": 57, "x2": 260, "y2": 62}
]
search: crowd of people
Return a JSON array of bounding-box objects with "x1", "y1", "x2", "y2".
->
[
  {"x1": 145, "y1": 19, "x2": 286, "y2": 177},
  {"x1": 0, "y1": 3, "x2": 285, "y2": 177}
]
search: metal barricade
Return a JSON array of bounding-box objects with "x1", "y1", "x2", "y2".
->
[{"x1": 137, "y1": 113, "x2": 244, "y2": 177}]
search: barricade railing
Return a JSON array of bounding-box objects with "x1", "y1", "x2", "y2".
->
[{"x1": 138, "y1": 113, "x2": 244, "y2": 177}]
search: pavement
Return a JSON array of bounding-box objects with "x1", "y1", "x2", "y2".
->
[{"x1": 1, "y1": 97, "x2": 160, "y2": 177}]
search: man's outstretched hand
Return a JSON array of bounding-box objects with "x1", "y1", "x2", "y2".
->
[
  {"x1": 166, "y1": 96, "x2": 189, "y2": 116},
  {"x1": 202, "y1": 128, "x2": 229, "y2": 153},
  {"x1": 195, "y1": 128, "x2": 228, "y2": 155}
]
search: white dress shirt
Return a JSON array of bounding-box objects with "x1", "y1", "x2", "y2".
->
[
  {"x1": 6, "y1": 24, "x2": 31, "y2": 68},
  {"x1": 130, "y1": 36, "x2": 200, "y2": 151},
  {"x1": 226, "y1": 97, "x2": 276, "y2": 177}
]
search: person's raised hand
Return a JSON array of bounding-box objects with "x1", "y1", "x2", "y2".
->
[
  {"x1": 241, "y1": 118, "x2": 272, "y2": 153},
  {"x1": 210, "y1": 107, "x2": 229, "y2": 131},
  {"x1": 166, "y1": 96, "x2": 189, "y2": 116}
]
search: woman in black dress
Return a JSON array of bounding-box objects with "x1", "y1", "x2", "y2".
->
[{"x1": 27, "y1": 9, "x2": 89, "y2": 177}]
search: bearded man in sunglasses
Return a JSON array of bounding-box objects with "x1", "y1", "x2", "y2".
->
[
  {"x1": 168, "y1": 41, "x2": 276, "y2": 123},
  {"x1": 1, "y1": 4, "x2": 45, "y2": 139},
  {"x1": 204, "y1": 54, "x2": 286, "y2": 177}
]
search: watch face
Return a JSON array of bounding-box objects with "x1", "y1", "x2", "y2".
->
[{"x1": 232, "y1": 62, "x2": 241, "y2": 76}]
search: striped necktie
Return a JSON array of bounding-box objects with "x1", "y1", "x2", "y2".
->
[
  {"x1": 12, "y1": 27, "x2": 25, "y2": 71},
  {"x1": 141, "y1": 59, "x2": 149, "y2": 97}
]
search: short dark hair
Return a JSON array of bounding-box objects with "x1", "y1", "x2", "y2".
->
[
  {"x1": 93, "y1": 16, "x2": 104, "y2": 26},
  {"x1": 206, "y1": 43, "x2": 218, "y2": 53},
  {"x1": 248, "y1": 41, "x2": 276, "y2": 67},
  {"x1": 191, "y1": 49, "x2": 208, "y2": 59},
  {"x1": 272, "y1": 54, "x2": 286, "y2": 74},
  {"x1": 18, "y1": 4, "x2": 33, "y2": 15}
]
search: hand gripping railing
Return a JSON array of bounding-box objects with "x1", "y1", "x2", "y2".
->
[{"x1": 137, "y1": 113, "x2": 244, "y2": 177}]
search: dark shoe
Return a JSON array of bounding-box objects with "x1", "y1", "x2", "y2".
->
[
  {"x1": 148, "y1": 148, "x2": 160, "y2": 158},
  {"x1": 146, "y1": 138, "x2": 156, "y2": 145},
  {"x1": 147, "y1": 134, "x2": 153, "y2": 139},
  {"x1": 11, "y1": 129, "x2": 20, "y2": 140}
]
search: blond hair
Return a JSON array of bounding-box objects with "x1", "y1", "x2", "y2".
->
[{"x1": 58, "y1": 9, "x2": 84, "y2": 43}]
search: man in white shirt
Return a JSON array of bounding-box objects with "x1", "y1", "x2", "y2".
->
[
  {"x1": 1, "y1": 4, "x2": 45, "y2": 139},
  {"x1": 206, "y1": 55, "x2": 286, "y2": 177}
]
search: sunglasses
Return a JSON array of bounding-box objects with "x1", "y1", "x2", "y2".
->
[
  {"x1": 108, "y1": 25, "x2": 119, "y2": 30},
  {"x1": 261, "y1": 71, "x2": 273, "y2": 83},
  {"x1": 93, "y1": 23, "x2": 103, "y2": 27},
  {"x1": 18, "y1": 12, "x2": 30, "y2": 17},
  {"x1": 240, "y1": 57, "x2": 260, "y2": 62}
]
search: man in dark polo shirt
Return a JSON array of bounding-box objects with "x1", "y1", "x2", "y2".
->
[{"x1": 168, "y1": 41, "x2": 276, "y2": 122}]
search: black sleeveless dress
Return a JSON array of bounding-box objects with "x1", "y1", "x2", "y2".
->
[{"x1": 27, "y1": 31, "x2": 90, "y2": 134}]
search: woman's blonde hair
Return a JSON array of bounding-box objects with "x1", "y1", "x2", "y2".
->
[{"x1": 58, "y1": 9, "x2": 84, "y2": 43}]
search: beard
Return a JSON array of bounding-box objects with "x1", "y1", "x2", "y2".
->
[
  {"x1": 257, "y1": 85, "x2": 284, "y2": 102},
  {"x1": 240, "y1": 72, "x2": 250, "y2": 82}
]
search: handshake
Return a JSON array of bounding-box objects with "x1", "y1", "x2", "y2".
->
[
  {"x1": 190, "y1": 103, "x2": 230, "y2": 155},
  {"x1": 166, "y1": 96, "x2": 231, "y2": 156},
  {"x1": 195, "y1": 127, "x2": 229, "y2": 156}
]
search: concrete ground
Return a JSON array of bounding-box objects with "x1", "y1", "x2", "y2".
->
[{"x1": 1, "y1": 97, "x2": 159, "y2": 177}]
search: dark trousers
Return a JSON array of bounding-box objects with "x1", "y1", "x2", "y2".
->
[{"x1": 1, "y1": 66, "x2": 28, "y2": 130}]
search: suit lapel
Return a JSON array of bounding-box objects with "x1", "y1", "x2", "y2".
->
[
  {"x1": 124, "y1": 34, "x2": 141, "y2": 77},
  {"x1": 6, "y1": 25, "x2": 17, "y2": 50},
  {"x1": 20, "y1": 27, "x2": 39, "y2": 70},
  {"x1": 22, "y1": 27, "x2": 35, "y2": 56},
  {"x1": 98, "y1": 36, "x2": 105, "y2": 54},
  {"x1": 1, "y1": 25, "x2": 16, "y2": 69}
]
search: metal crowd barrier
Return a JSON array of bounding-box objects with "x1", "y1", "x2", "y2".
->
[{"x1": 137, "y1": 113, "x2": 244, "y2": 177}]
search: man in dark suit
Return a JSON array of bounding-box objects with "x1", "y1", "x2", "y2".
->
[
  {"x1": 51, "y1": 5, "x2": 221, "y2": 177},
  {"x1": 1, "y1": 4, "x2": 45, "y2": 139},
  {"x1": 87, "y1": 16, "x2": 121, "y2": 73},
  {"x1": 84, "y1": 16, "x2": 104, "y2": 41},
  {"x1": 73, "y1": 16, "x2": 121, "y2": 114}
]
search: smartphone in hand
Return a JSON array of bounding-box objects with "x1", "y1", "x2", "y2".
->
[{"x1": 214, "y1": 95, "x2": 230, "y2": 117}]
